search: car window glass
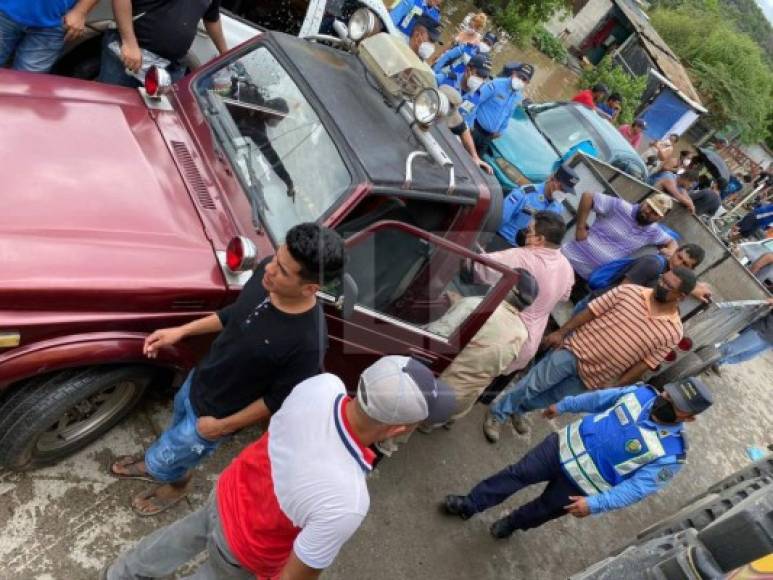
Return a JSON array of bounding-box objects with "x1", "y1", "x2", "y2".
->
[
  {"x1": 195, "y1": 46, "x2": 351, "y2": 242},
  {"x1": 344, "y1": 226, "x2": 502, "y2": 339},
  {"x1": 533, "y1": 106, "x2": 603, "y2": 155}
]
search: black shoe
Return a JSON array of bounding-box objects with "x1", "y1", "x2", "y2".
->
[
  {"x1": 490, "y1": 517, "x2": 516, "y2": 539},
  {"x1": 442, "y1": 495, "x2": 472, "y2": 520}
]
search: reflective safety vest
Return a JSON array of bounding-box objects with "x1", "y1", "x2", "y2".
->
[{"x1": 558, "y1": 387, "x2": 685, "y2": 496}]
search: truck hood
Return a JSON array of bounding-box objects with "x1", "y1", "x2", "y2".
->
[{"x1": 0, "y1": 72, "x2": 224, "y2": 309}]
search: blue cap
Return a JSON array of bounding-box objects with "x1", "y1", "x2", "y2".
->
[
  {"x1": 468, "y1": 54, "x2": 491, "y2": 77},
  {"x1": 665, "y1": 377, "x2": 714, "y2": 415},
  {"x1": 414, "y1": 14, "x2": 442, "y2": 42},
  {"x1": 482, "y1": 32, "x2": 498, "y2": 46},
  {"x1": 553, "y1": 163, "x2": 580, "y2": 194}
]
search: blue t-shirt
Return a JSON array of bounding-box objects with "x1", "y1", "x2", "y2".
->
[{"x1": 0, "y1": 0, "x2": 76, "y2": 28}]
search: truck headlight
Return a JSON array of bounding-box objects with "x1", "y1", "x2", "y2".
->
[
  {"x1": 413, "y1": 88, "x2": 448, "y2": 126},
  {"x1": 348, "y1": 8, "x2": 380, "y2": 42}
]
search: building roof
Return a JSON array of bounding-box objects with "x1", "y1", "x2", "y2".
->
[{"x1": 613, "y1": 0, "x2": 703, "y2": 107}]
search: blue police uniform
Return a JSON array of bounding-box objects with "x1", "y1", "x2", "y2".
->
[
  {"x1": 435, "y1": 69, "x2": 462, "y2": 92},
  {"x1": 460, "y1": 385, "x2": 685, "y2": 532},
  {"x1": 390, "y1": 0, "x2": 440, "y2": 37},
  {"x1": 432, "y1": 43, "x2": 479, "y2": 79},
  {"x1": 458, "y1": 87, "x2": 483, "y2": 128},
  {"x1": 498, "y1": 182, "x2": 563, "y2": 246},
  {"x1": 473, "y1": 77, "x2": 524, "y2": 135}
]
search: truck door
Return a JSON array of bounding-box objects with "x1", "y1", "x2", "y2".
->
[{"x1": 318, "y1": 220, "x2": 522, "y2": 388}]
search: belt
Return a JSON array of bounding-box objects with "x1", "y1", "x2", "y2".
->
[{"x1": 474, "y1": 121, "x2": 495, "y2": 137}]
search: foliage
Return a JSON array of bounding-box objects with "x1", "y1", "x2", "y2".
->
[
  {"x1": 578, "y1": 56, "x2": 647, "y2": 126},
  {"x1": 532, "y1": 25, "x2": 568, "y2": 63},
  {"x1": 483, "y1": 0, "x2": 570, "y2": 47},
  {"x1": 649, "y1": 5, "x2": 773, "y2": 143}
]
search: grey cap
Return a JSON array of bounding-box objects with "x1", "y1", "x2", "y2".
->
[
  {"x1": 357, "y1": 356, "x2": 456, "y2": 425},
  {"x1": 439, "y1": 85, "x2": 464, "y2": 129},
  {"x1": 664, "y1": 377, "x2": 714, "y2": 415}
]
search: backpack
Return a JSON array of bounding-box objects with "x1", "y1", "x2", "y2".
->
[{"x1": 587, "y1": 254, "x2": 667, "y2": 291}]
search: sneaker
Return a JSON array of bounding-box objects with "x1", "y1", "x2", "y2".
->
[
  {"x1": 442, "y1": 495, "x2": 472, "y2": 520},
  {"x1": 490, "y1": 517, "x2": 516, "y2": 539},
  {"x1": 483, "y1": 411, "x2": 503, "y2": 443},
  {"x1": 511, "y1": 414, "x2": 529, "y2": 435}
]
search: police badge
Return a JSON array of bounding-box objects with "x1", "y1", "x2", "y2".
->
[{"x1": 625, "y1": 439, "x2": 642, "y2": 454}]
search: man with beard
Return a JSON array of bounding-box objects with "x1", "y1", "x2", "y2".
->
[
  {"x1": 445, "y1": 378, "x2": 712, "y2": 539},
  {"x1": 561, "y1": 191, "x2": 678, "y2": 280},
  {"x1": 482, "y1": 268, "x2": 696, "y2": 442}
]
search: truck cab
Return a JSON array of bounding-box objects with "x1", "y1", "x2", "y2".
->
[{"x1": 0, "y1": 18, "x2": 508, "y2": 470}]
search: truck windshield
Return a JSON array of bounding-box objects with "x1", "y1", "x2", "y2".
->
[{"x1": 195, "y1": 45, "x2": 351, "y2": 241}]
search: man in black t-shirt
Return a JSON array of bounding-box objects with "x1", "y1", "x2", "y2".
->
[
  {"x1": 98, "y1": 0, "x2": 228, "y2": 87},
  {"x1": 111, "y1": 223, "x2": 345, "y2": 516}
]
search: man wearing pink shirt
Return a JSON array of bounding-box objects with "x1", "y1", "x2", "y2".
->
[
  {"x1": 474, "y1": 212, "x2": 574, "y2": 409},
  {"x1": 618, "y1": 119, "x2": 646, "y2": 150}
]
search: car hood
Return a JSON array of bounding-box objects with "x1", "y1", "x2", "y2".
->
[
  {"x1": 491, "y1": 107, "x2": 559, "y2": 183},
  {"x1": 0, "y1": 72, "x2": 225, "y2": 309}
]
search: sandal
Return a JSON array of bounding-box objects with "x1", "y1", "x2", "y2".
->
[
  {"x1": 131, "y1": 487, "x2": 187, "y2": 517},
  {"x1": 109, "y1": 455, "x2": 155, "y2": 482}
]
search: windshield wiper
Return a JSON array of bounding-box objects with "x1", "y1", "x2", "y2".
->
[{"x1": 525, "y1": 107, "x2": 563, "y2": 155}]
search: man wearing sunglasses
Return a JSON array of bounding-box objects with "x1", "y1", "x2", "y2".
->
[{"x1": 443, "y1": 377, "x2": 713, "y2": 539}]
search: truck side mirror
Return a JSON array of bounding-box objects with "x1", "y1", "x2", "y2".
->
[{"x1": 335, "y1": 273, "x2": 359, "y2": 320}]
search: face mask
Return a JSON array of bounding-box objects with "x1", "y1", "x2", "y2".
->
[
  {"x1": 551, "y1": 190, "x2": 567, "y2": 204},
  {"x1": 478, "y1": 43, "x2": 491, "y2": 54},
  {"x1": 418, "y1": 42, "x2": 435, "y2": 60},
  {"x1": 654, "y1": 283, "x2": 670, "y2": 303},
  {"x1": 511, "y1": 77, "x2": 525, "y2": 91},
  {"x1": 650, "y1": 396, "x2": 678, "y2": 423},
  {"x1": 466, "y1": 75, "x2": 484, "y2": 92}
]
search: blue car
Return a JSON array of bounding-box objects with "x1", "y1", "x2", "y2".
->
[{"x1": 484, "y1": 102, "x2": 648, "y2": 191}]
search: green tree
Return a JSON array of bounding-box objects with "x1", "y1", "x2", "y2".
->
[
  {"x1": 578, "y1": 56, "x2": 647, "y2": 126},
  {"x1": 650, "y1": 5, "x2": 773, "y2": 143},
  {"x1": 482, "y1": 0, "x2": 570, "y2": 46}
]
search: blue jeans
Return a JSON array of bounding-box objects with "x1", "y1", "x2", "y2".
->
[
  {"x1": 0, "y1": 10, "x2": 65, "y2": 72},
  {"x1": 489, "y1": 348, "x2": 586, "y2": 422},
  {"x1": 464, "y1": 433, "x2": 584, "y2": 530},
  {"x1": 97, "y1": 30, "x2": 186, "y2": 87},
  {"x1": 144, "y1": 372, "x2": 223, "y2": 482},
  {"x1": 720, "y1": 327, "x2": 771, "y2": 366}
]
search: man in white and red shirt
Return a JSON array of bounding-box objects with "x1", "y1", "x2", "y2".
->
[{"x1": 104, "y1": 356, "x2": 455, "y2": 580}]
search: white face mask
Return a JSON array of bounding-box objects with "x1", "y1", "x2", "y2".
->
[
  {"x1": 551, "y1": 190, "x2": 567, "y2": 204},
  {"x1": 511, "y1": 77, "x2": 525, "y2": 91},
  {"x1": 466, "y1": 75, "x2": 484, "y2": 92},
  {"x1": 418, "y1": 42, "x2": 435, "y2": 60},
  {"x1": 478, "y1": 42, "x2": 491, "y2": 54}
]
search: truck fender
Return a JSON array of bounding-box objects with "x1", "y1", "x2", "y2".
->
[{"x1": 0, "y1": 332, "x2": 197, "y2": 390}]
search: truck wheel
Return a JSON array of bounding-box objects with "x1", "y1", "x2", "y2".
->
[{"x1": 0, "y1": 366, "x2": 153, "y2": 471}]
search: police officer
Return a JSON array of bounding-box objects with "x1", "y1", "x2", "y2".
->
[
  {"x1": 436, "y1": 53, "x2": 490, "y2": 96},
  {"x1": 471, "y1": 62, "x2": 534, "y2": 157},
  {"x1": 442, "y1": 378, "x2": 713, "y2": 539},
  {"x1": 432, "y1": 31, "x2": 497, "y2": 81},
  {"x1": 408, "y1": 14, "x2": 442, "y2": 62},
  {"x1": 492, "y1": 163, "x2": 580, "y2": 250},
  {"x1": 440, "y1": 85, "x2": 493, "y2": 174},
  {"x1": 390, "y1": 0, "x2": 442, "y2": 39}
]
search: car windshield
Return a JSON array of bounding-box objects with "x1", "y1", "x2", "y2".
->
[
  {"x1": 531, "y1": 105, "x2": 610, "y2": 159},
  {"x1": 195, "y1": 45, "x2": 351, "y2": 242}
]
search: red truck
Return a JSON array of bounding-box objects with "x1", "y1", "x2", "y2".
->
[{"x1": 0, "y1": 20, "x2": 512, "y2": 470}]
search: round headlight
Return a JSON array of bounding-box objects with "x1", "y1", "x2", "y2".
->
[
  {"x1": 348, "y1": 8, "x2": 379, "y2": 42},
  {"x1": 413, "y1": 88, "x2": 449, "y2": 126}
]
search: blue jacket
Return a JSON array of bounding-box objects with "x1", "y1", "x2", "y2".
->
[
  {"x1": 432, "y1": 43, "x2": 479, "y2": 78},
  {"x1": 390, "y1": 0, "x2": 440, "y2": 37},
  {"x1": 472, "y1": 77, "x2": 523, "y2": 134},
  {"x1": 498, "y1": 182, "x2": 563, "y2": 245},
  {"x1": 458, "y1": 87, "x2": 483, "y2": 128},
  {"x1": 556, "y1": 386, "x2": 686, "y2": 514}
]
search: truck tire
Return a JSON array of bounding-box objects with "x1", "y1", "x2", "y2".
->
[{"x1": 0, "y1": 366, "x2": 153, "y2": 471}]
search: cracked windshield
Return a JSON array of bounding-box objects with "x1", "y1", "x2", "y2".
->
[{"x1": 198, "y1": 47, "x2": 350, "y2": 241}]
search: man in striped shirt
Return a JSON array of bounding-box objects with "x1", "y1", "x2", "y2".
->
[{"x1": 483, "y1": 268, "x2": 696, "y2": 442}]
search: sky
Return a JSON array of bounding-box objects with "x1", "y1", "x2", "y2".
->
[{"x1": 754, "y1": 0, "x2": 773, "y2": 23}]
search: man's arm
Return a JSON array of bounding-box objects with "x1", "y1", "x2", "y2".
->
[
  {"x1": 552, "y1": 386, "x2": 637, "y2": 415},
  {"x1": 197, "y1": 398, "x2": 270, "y2": 439},
  {"x1": 280, "y1": 552, "x2": 322, "y2": 580},
  {"x1": 431, "y1": 45, "x2": 462, "y2": 72},
  {"x1": 204, "y1": 18, "x2": 227, "y2": 55},
  {"x1": 750, "y1": 252, "x2": 773, "y2": 274},
  {"x1": 143, "y1": 313, "x2": 224, "y2": 358},
  {"x1": 460, "y1": 128, "x2": 493, "y2": 174},
  {"x1": 112, "y1": 0, "x2": 142, "y2": 71},
  {"x1": 613, "y1": 360, "x2": 650, "y2": 388},
  {"x1": 62, "y1": 0, "x2": 99, "y2": 42},
  {"x1": 542, "y1": 305, "x2": 596, "y2": 349},
  {"x1": 574, "y1": 192, "x2": 595, "y2": 241},
  {"x1": 586, "y1": 460, "x2": 682, "y2": 514},
  {"x1": 658, "y1": 180, "x2": 695, "y2": 213}
]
